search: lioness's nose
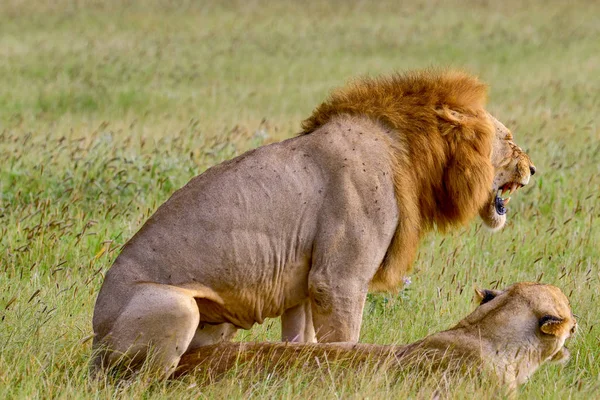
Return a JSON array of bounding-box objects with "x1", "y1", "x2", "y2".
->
[{"x1": 530, "y1": 166, "x2": 536, "y2": 176}]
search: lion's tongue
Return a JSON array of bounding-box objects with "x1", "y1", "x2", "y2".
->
[{"x1": 495, "y1": 194, "x2": 507, "y2": 215}]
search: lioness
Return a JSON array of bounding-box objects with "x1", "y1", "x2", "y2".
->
[
  {"x1": 92, "y1": 70, "x2": 535, "y2": 376},
  {"x1": 175, "y1": 283, "x2": 576, "y2": 391}
]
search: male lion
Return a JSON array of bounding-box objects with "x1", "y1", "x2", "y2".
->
[
  {"x1": 176, "y1": 283, "x2": 576, "y2": 392},
  {"x1": 92, "y1": 70, "x2": 535, "y2": 377}
]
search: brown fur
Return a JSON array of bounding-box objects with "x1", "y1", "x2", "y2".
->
[
  {"x1": 175, "y1": 283, "x2": 576, "y2": 391},
  {"x1": 302, "y1": 70, "x2": 528, "y2": 290}
]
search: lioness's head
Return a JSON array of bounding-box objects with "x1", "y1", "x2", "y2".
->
[
  {"x1": 479, "y1": 114, "x2": 536, "y2": 231},
  {"x1": 472, "y1": 282, "x2": 576, "y2": 367}
]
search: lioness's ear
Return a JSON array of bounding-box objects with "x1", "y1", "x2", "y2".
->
[
  {"x1": 540, "y1": 315, "x2": 567, "y2": 336},
  {"x1": 474, "y1": 288, "x2": 502, "y2": 305}
]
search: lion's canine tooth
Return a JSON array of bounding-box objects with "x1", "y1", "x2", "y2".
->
[{"x1": 504, "y1": 197, "x2": 511, "y2": 205}]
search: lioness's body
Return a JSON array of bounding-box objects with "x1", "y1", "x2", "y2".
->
[
  {"x1": 176, "y1": 283, "x2": 576, "y2": 391},
  {"x1": 92, "y1": 70, "x2": 535, "y2": 376}
]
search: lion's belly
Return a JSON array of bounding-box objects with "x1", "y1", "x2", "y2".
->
[
  {"x1": 195, "y1": 257, "x2": 312, "y2": 329},
  {"x1": 171, "y1": 196, "x2": 318, "y2": 328}
]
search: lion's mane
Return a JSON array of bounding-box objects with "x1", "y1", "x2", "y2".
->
[{"x1": 302, "y1": 70, "x2": 495, "y2": 291}]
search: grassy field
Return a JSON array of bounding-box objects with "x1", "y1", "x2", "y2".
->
[{"x1": 1, "y1": 0, "x2": 599, "y2": 398}]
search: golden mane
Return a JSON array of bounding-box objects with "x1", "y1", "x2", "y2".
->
[
  {"x1": 302, "y1": 70, "x2": 489, "y2": 135},
  {"x1": 302, "y1": 70, "x2": 495, "y2": 291}
]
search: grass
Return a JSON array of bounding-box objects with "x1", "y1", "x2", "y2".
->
[{"x1": 0, "y1": 0, "x2": 599, "y2": 398}]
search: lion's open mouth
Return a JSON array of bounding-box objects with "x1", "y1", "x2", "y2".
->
[{"x1": 494, "y1": 182, "x2": 524, "y2": 215}]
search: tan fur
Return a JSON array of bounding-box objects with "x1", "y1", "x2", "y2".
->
[
  {"x1": 302, "y1": 70, "x2": 494, "y2": 232},
  {"x1": 91, "y1": 70, "x2": 534, "y2": 377},
  {"x1": 302, "y1": 70, "x2": 535, "y2": 290},
  {"x1": 175, "y1": 283, "x2": 576, "y2": 391}
]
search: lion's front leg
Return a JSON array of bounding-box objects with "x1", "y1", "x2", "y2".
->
[
  {"x1": 308, "y1": 272, "x2": 369, "y2": 342},
  {"x1": 281, "y1": 299, "x2": 316, "y2": 343},
  {"x1": 303, "y1": 162, "x2": 397, "y2": 342},
  {"x1": 305, "y1": 217, "x2": 394, "y2": 342}
]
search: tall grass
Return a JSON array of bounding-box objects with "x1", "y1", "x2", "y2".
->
[{"x1": 1, "y1": 0, "x2": 599, "y2": 398}]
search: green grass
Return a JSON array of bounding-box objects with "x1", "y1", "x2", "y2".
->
[{"x1": 1, "y1": 0, "x2": 599, "y2": 398}]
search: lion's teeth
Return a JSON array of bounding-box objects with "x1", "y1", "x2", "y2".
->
[
  {"x1": 510, "y1": 183, "x2": 517, "y2": 194},
  {"x1": 504, "y1": 197, "x2": 511, "y2": 205}
]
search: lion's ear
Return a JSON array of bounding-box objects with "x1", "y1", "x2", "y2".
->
[
  {"x1": 436, "y1": 107, "x2": 465, "y2": 124},
  {"x1": 539, "y1": 315, "x2": 567, "y2": 336},
  {"x1": 474, "y1": 288, "x2": 502, "y2": 305}
]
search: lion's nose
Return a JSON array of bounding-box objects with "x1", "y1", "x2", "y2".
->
[{"x1": 529, "y1": 166, "x2": 536, "y2": 176}]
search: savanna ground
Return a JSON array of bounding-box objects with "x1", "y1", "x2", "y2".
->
[{"x1": 1, "y1": 0, "x2": 599, "y2": 398}]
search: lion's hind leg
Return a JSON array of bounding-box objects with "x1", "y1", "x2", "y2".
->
[
  {"x1": 92, "y1": 283, "x2": 218, "y2": 378},
  {"x1": 281, "y1": 299, "x2": 316, "y2": 343},
  {"x1": 185, "y1": 322, "x2": 238, "y2": 352}
]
